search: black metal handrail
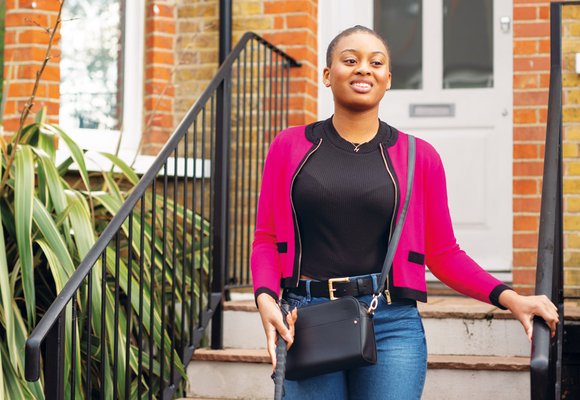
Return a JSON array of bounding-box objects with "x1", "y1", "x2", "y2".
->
[
  {"x1": 25, "y1": 31, "x2": 299, "y2": 399},
  {"x1": 530, "y1": 2, "x2": 580, "y2": 399}
]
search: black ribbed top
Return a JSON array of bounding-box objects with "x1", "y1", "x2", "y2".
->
[{"x1": 292, "y1": 118, "x2": 396, "y2": 279}]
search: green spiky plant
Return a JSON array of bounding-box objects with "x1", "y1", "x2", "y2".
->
[{"x1": 0, "y1": 2, "x2": 211, "y2": 398}]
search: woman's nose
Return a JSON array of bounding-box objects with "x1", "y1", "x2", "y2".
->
[{"x1": 355, "y1": 62, "x2": 371, "y2": 75}]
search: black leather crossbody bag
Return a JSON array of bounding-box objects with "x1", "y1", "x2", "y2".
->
[{"x1": 284, "y1": 136, "x2": 416, "y2": 381}]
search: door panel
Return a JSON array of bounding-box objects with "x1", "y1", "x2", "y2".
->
[{"x1": 318, "y1": 0, "x2": 513, "y2": 274}]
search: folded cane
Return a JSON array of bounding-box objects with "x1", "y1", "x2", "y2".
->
[{"x1": 273, "y1": 301, "x2": 290, "y2": 400}]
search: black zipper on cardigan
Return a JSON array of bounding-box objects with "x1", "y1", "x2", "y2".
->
[
  {"x1": 289, "y1": 138, "x2": 323, "y2": 286},
  {"x1": 379, "y1": 142, "x2": 400, "y2": 304}
]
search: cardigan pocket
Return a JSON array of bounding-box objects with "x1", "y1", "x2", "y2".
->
[
  {"x1": 408, "y1": 251, "x2": 425, "y2": 266},
  {"x1": 276, "y1": 242, "x2": 288, "y2": 254}
]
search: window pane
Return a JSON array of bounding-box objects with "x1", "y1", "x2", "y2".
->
[
  {"x1": 374, "y1": 0, "x2": 423, "y2": 90},
  {"x1": 60, "y1": 0, "x2": 124, "y2": 130},
  {"x1": 443, "y1": 0, "x2": 493, "y2": 89}
]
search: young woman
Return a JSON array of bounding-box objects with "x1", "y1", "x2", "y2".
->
[{"x1": 251, "y1": 26, "x2": 558, "y2": 399}]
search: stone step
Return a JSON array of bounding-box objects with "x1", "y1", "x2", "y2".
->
[
  {"x1": 222, "y1": 296, "x2": 531, "y2": 356},
  {"x1": 186, "y1": 348, "x2": 530, "y2": 400}
]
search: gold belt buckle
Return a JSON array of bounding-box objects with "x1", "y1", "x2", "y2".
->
[{"x1": 328, "y1": 277, "x2": 350, "y2": 300}]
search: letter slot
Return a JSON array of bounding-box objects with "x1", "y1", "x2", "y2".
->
[{"x1": 409, "y1": 104, "x2": 455, "y2": 118}]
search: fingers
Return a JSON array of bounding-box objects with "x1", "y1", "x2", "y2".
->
[
  {"x1": 272, "y1": 314, "x2": 293, "y2": 345},
  {"x1": 536, "y1": 296, "x2": 559, "y2": 337},
  {"x1": 285, "y1": 308, "x2": 298, "y2": 350},
  {"x1": 521, "y1": 316, "x2": 533, "y2": 342},
  {"x1": 266, "y1": 328, "x2": 277, "y2": 369}
]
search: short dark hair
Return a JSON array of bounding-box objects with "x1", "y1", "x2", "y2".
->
[{"x1": 325, "y1": 25, "x2": 390, "y2": 68}]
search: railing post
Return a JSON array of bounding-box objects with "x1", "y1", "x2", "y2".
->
[
  {"x1": 43, "y1": 312, "x2": 65, "y2": 400},
  {"x1": 211, "y1": 0, "x2": 232, "y2": 349},
  {"x1": 530, "y1": 3, "x2": 563, "y2": 400}
]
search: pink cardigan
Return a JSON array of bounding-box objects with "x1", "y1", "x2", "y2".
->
[{"x1": 251, "y1": 124, "x2": 509, "y2": 307}]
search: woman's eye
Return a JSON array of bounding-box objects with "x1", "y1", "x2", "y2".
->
[
  {"x1": 344, "y1": 58, "x2": 356, "y2": 64},
  {"x1": 371, "y1": 60, "x2": 384, "y2": 66}
]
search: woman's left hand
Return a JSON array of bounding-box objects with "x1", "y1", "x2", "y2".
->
[{"x1": 499, "y1": 290, "x2": 559, "y2": 342}]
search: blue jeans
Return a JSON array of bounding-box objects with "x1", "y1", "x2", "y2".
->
[{"x1": 282, "y1": 288, "x2": 427, "y2": 400}]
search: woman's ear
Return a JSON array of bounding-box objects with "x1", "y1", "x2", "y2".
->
[
  {"x1": 323, "y1": 67, "x2": 331, "y2": 87},
  {"x1": 385, "y1": 72, "x2": 392, "y2": 91}
]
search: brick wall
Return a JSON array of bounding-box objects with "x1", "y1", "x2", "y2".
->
[
  {"x1": 173, "y1": 0, "x2": 318, "y2": 128},
  {"x1": 142, "y1": 1, "x2": 177, "y2": 155},
  {"x1": 562, "y1": 4, "x2": 580, "y2": 296},
  {"x1": 262, "y1": 0, "x2": 318, "y2": 125},
  {"x1": 513, "y1": 1, "x2": 580, "y2": 294},
  {"x1": 174, "y1": 0, "x2": 219, "y2": 125},
  {"x1": 3, "y1": 0, "x2": 61, "y2": 133}
]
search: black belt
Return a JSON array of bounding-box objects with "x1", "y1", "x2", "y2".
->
[{"x1": 289, "y1": 275, "x2": 377, "y2": 300}]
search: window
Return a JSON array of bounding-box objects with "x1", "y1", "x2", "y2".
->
[
  {"x1": 374, "y1": 0, "x2": 423, "y2": 90},
  {"x1": 443, "y1": 0, "x2": 494, "y2": 89},
  {"x1": 59, "y1": 0, "x2": 144, "y2": 155}
]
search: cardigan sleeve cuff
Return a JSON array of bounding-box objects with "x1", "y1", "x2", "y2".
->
[
  {"x1": 489, "y1": 284, "x2": 513, "y2": 310},
  {"x1": 254, "y1": 287, "x2": 280, "y2": 308}
]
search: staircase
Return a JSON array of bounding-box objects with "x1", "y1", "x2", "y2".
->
[{"x1": 182, "y1": 294, "x2": 577, "y2": 400}]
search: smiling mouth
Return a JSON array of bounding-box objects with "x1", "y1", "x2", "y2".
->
[{"x1": 351, "y1": 81, "x2": 372, "y2": 92}]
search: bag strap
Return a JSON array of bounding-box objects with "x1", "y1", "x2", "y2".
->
[{"x1": 370, "y1": 135, "x2": 416, "y2": 311}]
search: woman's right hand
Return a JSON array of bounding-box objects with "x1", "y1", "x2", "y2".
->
[{"x1": 256, "y1": 293, "x2": 298, "y2": 369}]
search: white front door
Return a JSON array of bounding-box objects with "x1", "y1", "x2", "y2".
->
[{"x1": 318, "y1": 0, "x2": 513, "y2": 278}]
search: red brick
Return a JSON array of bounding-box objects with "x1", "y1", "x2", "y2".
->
[
  {"x1": 538, "y1": 39, "x2": 551, "y2": 53},
  {"x1": 514, "y1": 6, "x2": 539, "y2": 21},
  {"x1": 287, "y1": 14, "x2": 316, "y2": 31},
  {"x1": 145, "y1": 34, "x2": 174, "y2": 50},
  {"x1": 514, "y1": 126, "x2": 546, "y2": 141},
  {"x1": 4, "y1": 13, "x2": 51, "y2": 28},
  {"x1": 514, "y1": 215, "x2": 540, "y2": 231},
  {"x1": 514, "y1": 251, "x2": 538, "y2": 268},
  {"x1": 149, "y1": 3, "x2": 174, "y2": 18},
  {"x1": 514, "y1": 232, "x2": 539, "y2": 249},
  {"x1": 273, "y1": 16, "x2": 285, "y2": 29},
  {"x1": 19, "y1": 0, "x2": 62, "y2": 11},
  {"x1": 4, "y1": 46, "x2": 48, "y2": 62},
  {"x1": 514, "y1": 91, "x2": 549, "y2": 106},
  {"x1": 145, "y1": 82, "x2": 175, "y2": 97},
  {"x1": 264, "y1": 1, "x2": 314, "y2": 15},
  {"x1": 514, "y1": 56, "x2": 550, "y2": 71},
  {"x1": 538, "y1": 5, "x2": 550, "y2": 20},
  {"x1": 514, "y1": 73, "x2": 539, "y2": 89},
  {"x1": 514, "y1": 161, "x2": 544, "y2": 176},
  {"x1": 514, "y1": 179, "x2": 539, "y2": 195},
  {"x1": 146, "y1": 18, "x2": 176, "y2": 35},
  {"x1": 285, "y1": 47, "x2": 317, "y2": 66},
  {"x1": 514, "y1": 22, "x2": 550, "y2": 37},
  {"x1": 514, "y1": 197, "x2": 542, "y2": 213},
  {"x1": 513, "y1": 267, "x2": 538, "y2": 285},
  {"x1": 145, "y1": 65, "x2": 173, "y2": 81},
  {"x1": 16, "y1": 29, "x2": 55, "y2": 45},
  {"x1": 539, "y1": 73, "x2": 550, "y2": 88},
  {"x1": 145, "y1": 97, "x2": 172, "y2": 112},
  {"x1": 263, "y1": 31, "x2": 311, "y2": 47},
  {"x1": 514, "y1": 109, "x2": 537, "y2": 124},
  {"x1": 514, "y1": 39, "x2": 538, "y2": 55},
  {"x1": 146, "y1": 50, "x2": 175, "y2": 65},
  {"x1": 2, "y1": 118, "x2": 21, "y2": 132},
  {"x1": 539, "y1": 108, "x2": 548, "y2": 124}
]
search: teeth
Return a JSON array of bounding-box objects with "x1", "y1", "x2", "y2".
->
[{"x1": 352, "y1": 82, "x2": 370, "y2": 88}]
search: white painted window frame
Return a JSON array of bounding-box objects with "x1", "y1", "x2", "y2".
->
[{"x1": 58, "y1": 0, "x2": 145, "y2": 165}]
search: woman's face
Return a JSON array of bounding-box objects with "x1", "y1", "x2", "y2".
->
[{"x1": 323, "y1": 32, "x2": 392, "y2": 112}]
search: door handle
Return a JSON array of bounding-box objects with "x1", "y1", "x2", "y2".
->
[{"x1": 500, "y1": 16, "x2": 511, "y2": 34}]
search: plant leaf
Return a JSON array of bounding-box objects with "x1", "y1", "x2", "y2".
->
[
  {"x1": 99, "y1": 152, "x2": 139, "y2": 186},
  {"x1": 14, "y1": 145, "x2": 35, "y2": 327}
]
